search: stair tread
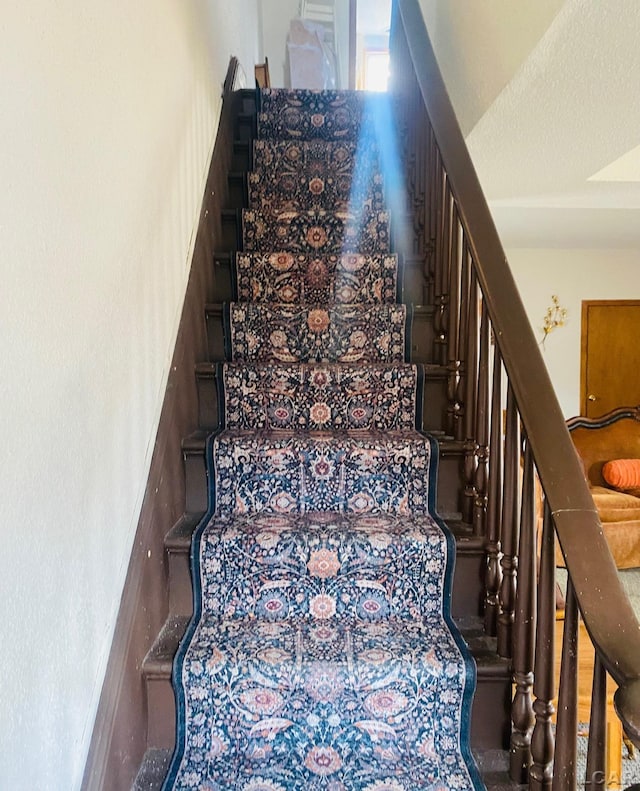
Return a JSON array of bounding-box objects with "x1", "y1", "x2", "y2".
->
[
  {"x1": 143, "y1": 615, "x2": 507, "y2": 682},
  {"x1": 204, "y1": 300, "x2": 435, "y2": 311},
  {"x1": 142, "y1": 616, "x2": 190, "y2": 677},
  {"x1": 134, "y1": 747, "x2": 521, "y2": 791},
  {"x1": 165, "y1": 512, "x2": 205, "y2": 550},
  {"x1": 242, "y1": 207, "x2": 391, "y2": 255},
  {"x1": 133, "y1": 749, "x2": 172, "y2": 791},
  {"x1": 235, "y1": 251, "x2": 398, "y2": 304},
  {"x1": 181, "y1": 430, "x2": 209, "y2": 451},
  {"x1": 166, "y1": 511, "x2": 481, "y2": 554},
  {"x1": 196, "y1": 358, "x2": 449, "y2": 376},
  {"x1": 220, "y1": 207, "x2": 240, "y2": 219},
  {"x1": 194, "y1": 361, "x2": 217, "y2": 378},
  {"x1": 196, "y1": 357, "x2": 449, "y2": 378},
  {"x1": 248, "y1": 139, "x2": 384, "y2": 214},
  {"x1": 257, "y1": 89, "x2": 382, "y2": 142}
]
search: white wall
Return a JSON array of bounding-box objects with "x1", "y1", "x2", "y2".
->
[
  {"x1": 417, "y1": 0, "x2": 563, "y2": 135},
  {"x1": 0, "y1": 1, "x2": 258, "y2": 788},
  {"x1": 507, "y1": 248, "x2": 639, "y2": 417},
  {"x1": 259, "y1": 0, "x2": 300, "y2": 87}
]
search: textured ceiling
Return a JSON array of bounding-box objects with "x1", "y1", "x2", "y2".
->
[{"x1": 420, "y1": 0, "x2": 640, "y2": 248}]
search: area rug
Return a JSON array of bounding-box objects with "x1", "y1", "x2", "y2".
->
[{"x1": 163, "y1": 88, "x2": 484, "y2": 791}]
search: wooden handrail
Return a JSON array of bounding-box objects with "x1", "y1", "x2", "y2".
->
[{"x1": 394, "y1": 0, "x2": 640, "y2": 747}]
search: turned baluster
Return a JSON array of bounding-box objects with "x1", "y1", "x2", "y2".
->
[
  {"x1": 553, "y1": 577, "x2": 578, "y2": 791},
  {"x1": 446, "y1": 207, "x2": 461, "y2": 436},
  {"x1": 484, "y1": 345, "x2": 503, "y2": 635},
  {"x1": 405, "y1": 93, "x2": 427, "y2": 260},
  {"x1": 455, "y1": 240, "x2": 470, "y2": 443},
  {"x1": 530, "y1": 501, "x2": 556, "y2": 790},
  {"x1": 585, "y1": 654, "x2": 607, "y2": 790},
  {"x1": 473, "y1": 300, "x2": 489, "y2": 538},
  {"x1": 440, "y1": 188, "x2": 452, "y2": 358},
  {"x1": 418, "y1": 122, "x2": 434, "y2": 302},
  {"x1": 431, "y1": 150, "x2": 443, "y2": 311},
  {"x1": 497, "y1": 383, "x2": 520, "y2": 658},
  {"x1": 462, "y1": 269, "x2": 478, "y2": 524},
  {"x1": 405, "y1": 89, "x2": 419, "y2": 256},
  {"x1": 416, "y1": 106, "x2": 428, "y2": 258},
  {"x1": 433, "y1": 174, "x2": 449, "y2": 365},
  {"x1": 426, "y1": 128, "x2": 437, "y2": 306},
  {"x1": 510, "y1": 439, "x2": 536, "y2": 782}
]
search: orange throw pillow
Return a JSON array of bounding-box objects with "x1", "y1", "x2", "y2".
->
[{"x1": 602, "y1": 459, "x2": 640, "y2": 493}]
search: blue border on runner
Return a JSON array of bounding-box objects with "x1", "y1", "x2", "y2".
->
[
  {"x1": 422, "y1": 429, "x2": 486, "y2": 791},
  {"x1": 161, "y1": 432, "x2": 218, "y2": 791}
]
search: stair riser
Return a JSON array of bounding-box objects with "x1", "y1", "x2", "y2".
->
[
  {"x1": 216, "y1": 207, "x2": 430, "y2": 296},
  {"x1": 220, "y1": 211, "x2": 415, "y2": 256},
  {"x1": 196, "y1": 366, "x2": 449, "y2": 434},
  {"x1": 471, "y1": 677, "x2": 512, "y2": 751},
  {"x1": 212, "y1": 257, "x2": 234, "y2": 302},
  {"x1": 227, "y1": 173, "x2": 246, "y2": 209},
  {"x1": 168, "y1": 550, "x2": 193, "y2": 618},
  {"x1": 183, "y1": 438, "x2": 465, "y2": 523},
  {"x1": 196, "y1": 374, "x2": 218, "y2": 430},
  {"x1": 451, "y1": 550, "x2": 485, "y2": 619},
  {"x1": 235, "y1": 112, "x2": 256, "y2": 142},
  {"x1": 221, "y1": 209, "x2": 242, "y2": 250},
  {"x1": 436, "y1": 451, "x2": 465, "y2": 517},
  {"x1": 183, "y1": 450, "x2": 207, "y2": 514},
  {"x1": 421, "y1": 371, "x2": 448, "y2": 432},
  {"x1": 243, "y1": 210, "x2": 391, "y2": 256},
  {"x1": 229, "y1": 92, "x2": 258, "y2": 146},
  {"x1": 205, "y1": 305, "x2": 226, "y2": 361},
  {"x1": 205, "y1": 304, "x2": 437, "y2": 364},
  {"x1": 168, "y1": 533, "x2": 484, "y2": 623},
  {"x1": 400, "y1": 254, "x2": 433, "y2": 306},
  {"x1": 209, "y1": 254, "x2": 431, "y2": 308},
  {"x1": 231, "y1": 140, "x2": 252, "y2": 173},
  {"x1": 146, "y1": 678, "x2": 176, "y2": 751},
  {"x1": 236, "y1": 91, "x2": 258, "y2": 116},
  {"x1": 228, "y1": 303, "x2": 407, "y2": 365}
]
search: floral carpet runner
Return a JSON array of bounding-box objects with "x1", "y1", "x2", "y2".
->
[{"x1": 164, "y1": 90, "x2": 483, "y2": 791}]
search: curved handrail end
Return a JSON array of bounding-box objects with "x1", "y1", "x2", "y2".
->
[{"x1": 614, "y1": 678, "x2": 640, "y2": 748}]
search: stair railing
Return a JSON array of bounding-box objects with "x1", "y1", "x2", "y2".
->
[{"x1": 389, "y1": 0, "x2": 640, "y2": 786}]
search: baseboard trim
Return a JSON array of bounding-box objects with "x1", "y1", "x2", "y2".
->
[{"x1": 81, "y1": 57, "x2": 242, "y2": 791}]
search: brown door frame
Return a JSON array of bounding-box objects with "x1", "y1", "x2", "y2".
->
[{"x1": 580, "y1": 299, "x2": 640, "y2": 415}]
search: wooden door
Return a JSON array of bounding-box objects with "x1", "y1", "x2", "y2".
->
[{"x1": 581, "y1": 300, "x2": 640, "y2": 417}]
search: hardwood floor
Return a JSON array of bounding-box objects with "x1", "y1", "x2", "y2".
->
[{"x1": 554, "y1": 611, "x2": 622, "y2": 789}]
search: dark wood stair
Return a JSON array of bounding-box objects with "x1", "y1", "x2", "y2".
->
[
  {"x1": 141, "y1": 439, "x2": 510, "y2": 753},
  {"x1": 133, "y1": 87, "x2": 515, "y2": 789}
]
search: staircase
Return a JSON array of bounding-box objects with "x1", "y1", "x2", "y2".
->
[
  {"x1": 132, "y1": 88, "x2": 517, "y2": 790},
  {"x1": 66, "y1": 1, "x2": 639, "y2": 787}
]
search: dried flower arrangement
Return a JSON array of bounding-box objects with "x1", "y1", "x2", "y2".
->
[{"x1": 540, "y1": 295, "x2": 568, "y2": 348}]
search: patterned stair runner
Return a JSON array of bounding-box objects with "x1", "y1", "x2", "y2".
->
[
  {"x1": 164, "y1": 89, "x2": 484, "y2": 791},
  {"x1": 220, "y1": 363, "x2": 420, "y2": 431},
  {"x1": 242, "y1": 208, "x2": 390, "y2": 255},
  {"x1": 234, "y1": 253, "x2": 398, "y2": 304},
  {"x1": 249, "y1": 140, "x2": 384, "y2": 213}
]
